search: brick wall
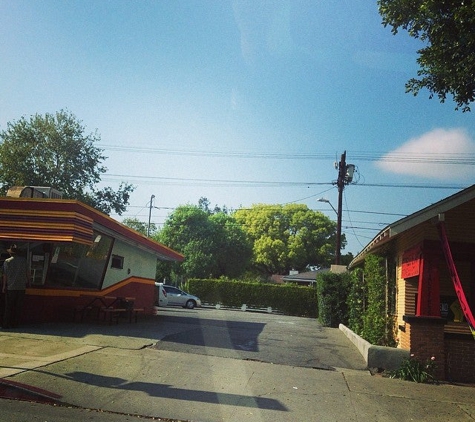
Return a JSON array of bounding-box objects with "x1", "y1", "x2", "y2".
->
[
  {"x1": 402, "y1": 315, "x2": 446, "y2": 381},
  {"x1": 445, "y1": 336, "x2": 475, "y2": 383}
]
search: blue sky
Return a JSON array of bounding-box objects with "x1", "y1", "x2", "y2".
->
[{"x1": 1, "y1": 0, "x2": 474, "y2": 257}]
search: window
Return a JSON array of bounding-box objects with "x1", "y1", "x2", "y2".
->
[
  {"x1": 47, "y1": 231, "x2": 113, "y2": 289},
  {"x1": 111, "y1": 254, "x2": 124, "y2": 269}
]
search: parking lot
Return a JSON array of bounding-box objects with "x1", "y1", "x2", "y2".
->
[
  {"x1": 154, "y1": 307, "x2": 367, "y2": 371},
  {"x1": 2, "y1": 307, "x2": 475, "y2": 421}
]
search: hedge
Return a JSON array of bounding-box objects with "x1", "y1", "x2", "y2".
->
[
  {"x1": 316, "y1": 272, "x2": 350, "y2": 327},
  {"x1": 186, "y1": 278, "x2": 317, "y2": 317}
]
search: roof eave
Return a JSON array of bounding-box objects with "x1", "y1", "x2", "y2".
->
[{"x1": 349, "y1": 184, "x2": 475, "y2": 269}]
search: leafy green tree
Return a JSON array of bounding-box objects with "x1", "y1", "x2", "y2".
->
[
  {"x1": 156, "y1": 204, "x2": 252, "y2": 280},
  {"x1": 198, "y1": 196, "x2": 229, "y2": 214},
  {"x1": 341, "y1": 252, "x2": 354, "y2": 267},
  {"x1": 122, "y1": 218, "x2": 157, "y2": 237},
  {"x1": 378, "y1": 0, "x2": 475, "y2": 111},
  {"x1": 0, "y1": 110, "x2": 134, "y2": 214},
  {"x1": 233, "y1": 204, "x2": 340, "y2": 275},
  {"x1": 210, "y1": 212, "x2": 252, "y2": 278}
]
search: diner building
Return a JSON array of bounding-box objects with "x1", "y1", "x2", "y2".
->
[
  {"x1": 349, "y1": 184, "x2": 475, "y2": 383},
  {"x1": 0, "y1": 190, "x2": 184, "y2": 324}
]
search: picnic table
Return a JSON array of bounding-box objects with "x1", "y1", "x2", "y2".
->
[{"x1": 74, "y1": 295, "x2": 144, "y2": 324}]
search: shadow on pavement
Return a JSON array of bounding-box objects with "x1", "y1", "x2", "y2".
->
[
  {"x1": 65, "y1": 371, "x2": 288, "y2": 411},
  {"x1": 157, "y1": 315, "x2": 265, "y2": 352}
]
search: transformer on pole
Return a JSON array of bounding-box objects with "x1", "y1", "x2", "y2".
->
[{"x1": 334, "y1": 151, "x2": 354, "y2": 265}]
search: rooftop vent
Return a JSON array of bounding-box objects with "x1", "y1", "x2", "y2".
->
[{"x1": 6, "y1": 186, "x2": 63, "y2": 199}]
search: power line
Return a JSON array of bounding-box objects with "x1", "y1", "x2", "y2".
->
[
  {"x1": 102, "y1": 174, "x2": 332, "y2": 188},
  {"x1": 102, "y1": 173, "x2": 467, "y2": 190},
  {"x1": 357, "y1": 183, "x2": 466, "y2": 189},
  {"x1": 98, "y1": 144, "x2": 475, "y2": 165}
]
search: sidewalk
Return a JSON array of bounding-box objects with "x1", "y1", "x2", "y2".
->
[{"x1": 1, "y1": 316, "x2": 475, "y2": 421}]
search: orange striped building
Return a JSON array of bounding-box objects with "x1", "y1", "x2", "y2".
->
[{"x1": 0, "y1": 196, "x2": 183, "y2": 324}]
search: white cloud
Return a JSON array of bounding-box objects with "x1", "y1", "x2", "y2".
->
[{"x1": 376, "y1": 128, "x2": 475, "y2": 180}]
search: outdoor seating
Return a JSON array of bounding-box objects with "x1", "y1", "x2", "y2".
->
[{"x1": 74, "y1": 296, "x2": 142, "y2": 324}]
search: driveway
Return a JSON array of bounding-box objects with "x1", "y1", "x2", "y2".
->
[
  {"x1": 154, "y1": 307, "x2": 367, "y2": 371},
  {"x1": 2, "y1": 308, "x2": 475, "y2": 421}
]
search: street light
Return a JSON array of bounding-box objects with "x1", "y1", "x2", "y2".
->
[
  {"x1": 318, "y1": 198, "x2": 337, "y2": 215},
  {"x1": 318, "y1": 197, "x2": 341, "y2": 265}
]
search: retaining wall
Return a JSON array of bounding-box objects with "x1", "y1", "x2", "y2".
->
[{"x1": 339, "y1": 324, "x2": 410, "y2": 370}]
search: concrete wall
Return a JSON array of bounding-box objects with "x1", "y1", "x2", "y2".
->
[{"x1": 339, "y1": 324, "x2": 410, "y2": 371}]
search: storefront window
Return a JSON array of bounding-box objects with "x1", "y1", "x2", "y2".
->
[{"x1": 46, "y1": 232, "x2": 113, "y2": 289}]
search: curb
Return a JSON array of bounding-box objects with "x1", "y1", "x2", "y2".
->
[
  {"x1": 0, "y1": 379, "x2": 62, "y2": 403},
  {"x1": 339, "y1": 324, "x2": 409, "y2": 370}
]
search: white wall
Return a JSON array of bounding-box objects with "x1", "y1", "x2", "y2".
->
[{"x1": 102, "y1": 239, "x2": 157, "y2": 289}]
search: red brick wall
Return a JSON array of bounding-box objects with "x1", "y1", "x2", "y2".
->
[
  {"x1": 402, "y1": 316, "x2": 446, "y2": 380},
  {"x1": 445, "y1": 336, "x2": 475, "y2": 383},
  {"x1": 399, "y1": 322, "x2": 411, "y2": 350}
]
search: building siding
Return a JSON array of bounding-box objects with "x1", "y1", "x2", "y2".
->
[{"x1": 102, "y1": 239, "x2": 157, "y2": 289}]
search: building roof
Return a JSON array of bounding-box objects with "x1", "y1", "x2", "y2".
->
[
  {"x1": 349, "y1": 184, "x2": 475, "y2": 268},
  {"x1": 282, "y1": 269, "x2": 329, "y2": 283},
  {"x1": 0, "y1": 197, "x2": 184, "y2": 262}
]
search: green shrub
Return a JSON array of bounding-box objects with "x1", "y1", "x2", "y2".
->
[
  {"x1": 347, "y1": 254, "x2": 397, "y2": 347},
  {"x1": 316, "y1": 272, "x2": 350, "y2": 327},
  {"x1": 347, "y1": 267, "x2": 365, "y2": 335},
  {"x1": 186, "y1": 278, "x2": 317, "y2": 317},
  {"x1": 389, "y1": 354, "x2": 438, "y2": 384},
  {"x1": 361, "y1": 254, "x2": 387, "y2": 345}
]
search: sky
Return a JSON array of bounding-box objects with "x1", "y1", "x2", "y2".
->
[{"x1": 1, "y1": 0, "x2": 475, "y2": 258}]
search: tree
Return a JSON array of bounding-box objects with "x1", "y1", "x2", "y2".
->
[
  {"x1": 156, "y1": 204, "x2": 252, "y2": 280},
  {"x1": 210, "y1": 212, "x2": 252, "y2": 278},
  {"x1": 0, "y1": 110, "x2": 134, "y2": 214},
  {"x1": 122, "y1": 218, "x2": 157, "y2": 237},
  {"x1": 378, "y1": 1, "x2": 475, "y2": 111},
  {"x1": 233, "y1": 204, "x2": 340, "y2": 275},
  {"x1": 198, "y1": 196, "x2": 229, "y2": 214}
]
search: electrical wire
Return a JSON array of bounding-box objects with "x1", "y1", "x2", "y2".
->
[
  {"x1": 101, "y1": 173, "x2": 467, "y2": 190},
  {"x1": 98, "y1": 144, "x2": 475, "y2": 165}
]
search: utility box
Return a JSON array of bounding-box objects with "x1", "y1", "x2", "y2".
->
[{"x1": 6, "y1": 186, "x2": 63, "y2": 199}]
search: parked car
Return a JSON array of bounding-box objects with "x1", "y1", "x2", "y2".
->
[
  {"x1": 154, "y1": 282, "x2": 168, "y2": 307},
  {"x1": 162, "y1": 284, "x2": 201, "y2": 309}
]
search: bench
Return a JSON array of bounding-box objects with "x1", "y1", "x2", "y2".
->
[
  {"x1": 73, "y1": 305, "x2": 101, "y2": 322},
  {"x1": 101, "y1": 307, "x2": 145, "y2": 324},
  {"x1": 130, "y1": 308, "x2": 144, "y2": 323}
]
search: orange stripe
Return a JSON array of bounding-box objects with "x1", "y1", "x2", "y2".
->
[{"x1": 26, "y1": 277, "x2": 155, "y2": 297}]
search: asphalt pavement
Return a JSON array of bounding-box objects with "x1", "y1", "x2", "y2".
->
[{"x1": 1, "y1": 307, "x2": 475, "y2": 421}]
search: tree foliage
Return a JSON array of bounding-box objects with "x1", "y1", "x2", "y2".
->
[
  {"x1": 156, "y1": 204, "x2": 252, "y2": 280},
  {"x1": 233, "y1": 204, "x2": 339, "y2": 275},
  {"x1": 378, "y1": 0, "x2": 475, "y2": 111},
  {"x1": 210, "y1": 212, "x2": 252, "y2": 277},
  {"x1": 122, "y1": 218, "x2": 157, "y2": 237},
  {"x1": 361, "y1": 254, "x2": 388, "y2": 346},
  {"x1": 316, "y1": 271, "x2": 351, "y2": 327},
  {"x1": 0, "y1": 110, "x2": 134, "y2": 214}
]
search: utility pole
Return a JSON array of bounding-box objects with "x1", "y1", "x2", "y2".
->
[
  {"x1": 334, "y1": 151, "x2": 355, "y2": 265},
  {"x1": 147, "y1": 194, "x2": 155, "y2": 237},
  {"x1": 335, "y1": 152, "x2": 346, "y2": 265}
]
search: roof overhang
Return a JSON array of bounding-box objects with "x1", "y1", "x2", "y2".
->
[
  {"x1": 0, "y1": 197, "x2": 184, "y2": 262},
  {"x1": 349, "y1": 184, "x2": 475, "y2": 268},
  {"x1": 0, "y1": 199, "x2": 94, "y2": 245}
]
